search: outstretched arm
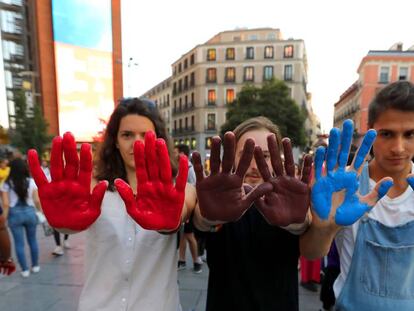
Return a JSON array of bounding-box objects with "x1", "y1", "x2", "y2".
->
[
  {"x1": 0, "y1": 214, "x2": 15, "y2": 275},
  {"x1": 300, "y1": 120, "x2": 393, "y2": 259}
]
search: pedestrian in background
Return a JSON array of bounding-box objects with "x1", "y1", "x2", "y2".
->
[{"x1": 0, "y1": 158, "x2": 41, "y2": 277}]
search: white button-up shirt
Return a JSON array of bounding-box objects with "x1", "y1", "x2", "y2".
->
[{"x1": 78, "y1": 191, "x2": 181, "y2": 311}]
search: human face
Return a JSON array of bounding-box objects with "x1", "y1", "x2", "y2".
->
[
  {"x1": 371, "y1": 109, "x2": 414, "y2": 177},
  {"x1": 235, "y1": 129, "x2": 273, "y2": 187},
  {"x1": 116, "y1": 114, "x2": 156, "y2": 172}
]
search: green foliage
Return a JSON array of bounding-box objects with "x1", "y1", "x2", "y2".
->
[
  {"x1": 9, "y1": 90, "x2": 52, "y2": 157},
  {"x1": 221, "y1": 79, "x2": 307, "y2": 147}
]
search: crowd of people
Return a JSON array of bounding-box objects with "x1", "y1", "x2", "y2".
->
[{"x1": 0, "y1": 80, "x2": 413, "y2": 310}]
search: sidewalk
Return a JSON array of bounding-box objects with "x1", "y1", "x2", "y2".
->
[{"x1": 0, "y1": 228, "x2": 321, "y2": 311}]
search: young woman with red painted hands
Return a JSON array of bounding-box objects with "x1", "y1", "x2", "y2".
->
[{"x1": 28, "y1": 98, "x2": 194, "y2": 311}]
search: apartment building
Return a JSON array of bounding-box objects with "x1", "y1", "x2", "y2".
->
[
  {"x1": 144, "y1": 28, "x2": 317, "y2": 158},
  {"x1": 0, "y1": 0, "x2": 39, "y2": 128},
  {"x1": 334, "y1": 43, "x2": 414, "y2": 134}
]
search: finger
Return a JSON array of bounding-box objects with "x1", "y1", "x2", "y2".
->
[
  {"x1": 114, "y1": 178, "x2": 135, "y2": 209},
  {"x1": 192, "y1": 151, "x2": 204, "y2": 183},
  {"x1": 314, "y1": 147, "x2": 326, "y2": 180},
  {"x1": 145, "y1": 131, "x2": 159, "y2": 181},
  {"x1": 50, "y1": 135, "x2": 64, "y2": 181},
  {"x1": 78, "y1": 144, "x2": 93, "y2": 191},
  {"x1": 360, "y1": 177, "x2": 393, "y2": 207},
  {"x1": 351, "y1": 129, "x2": 377, "y2": 171},
  {"x1": 175, "y1": 155, "x2": 189, "y2": 193},
  {"x1": 326, "y1": 128, "x2": 340, "y2": 173},
  {"x1": 244, "y1": 182, "x2": 274, "y2": 206},
  {"x1": 63, "y1": 132, "x2": 79, "y2": 180},
  {"x1": 134, "y1": 140, "x2": 148, "y2": 184},
  {"x1": 210, "y1": 136, "x2": 222, "y2": 175},
  {"x1": 156, "y1": 139, "x2": 172, "y2": 184},
  {"x1": 338, "y1": 119, "x2": 353, "y2": 170},
  {"x1": 235, "y1": 138, "x2": 255, "y2": 179},
  {"x1": 267, "y1": 134, "x2": 283, "y2": 176},
  {"x1": 407, "y1": 173, "x2": 414, "y2": 189},
  {"x1": 300, "y1": 154, "x2": 313, "y2": 185},
  {"x1": 221, "y1": 132, "x2": 235, "y2": 174},
  {"x1": 27, "y1": 149, "x2": 48, "y2": 187},
  {"x1": 254, "y1": 146, "x2": 271, "y2": 182},
  {"x1": 90, "y1": 180, "x2": 108, "y2": 214},
  {"x1": 282, "y1": 138, "x2": 295, "y2": 177}
]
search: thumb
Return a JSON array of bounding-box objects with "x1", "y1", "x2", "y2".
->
[
  {"x1": 114, "y1": 178, "x2": 136, "y2": 211},
  {"x1": 360, "y1": 177, "x2": 393, "y2": 208},
  {"x1": 243, "y1": 182, "x2": 273, "y2": 207},
  {"x1": 407, "y1": 173, "x2": 414, "y2": 190},
  {"x1": 90, "y1": 180, "x2": 108, "y2": 214}
]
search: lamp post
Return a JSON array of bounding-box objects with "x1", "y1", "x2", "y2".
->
[{"x1": 127, "y1": 57, "x2": 138, "y2": 97}]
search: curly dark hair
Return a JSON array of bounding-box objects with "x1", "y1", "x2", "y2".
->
[
  {"x1": 94, "y1": 97, "x2": 177, "y2": 190},
  {"x1": 368, "y1": 81, "x2": 414, "y2": 127}
]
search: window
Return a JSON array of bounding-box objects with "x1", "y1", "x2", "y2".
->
[
  {"x1": 246, "y1": 47, "x2": 254, "y2": 59},
  {"x1": 226, "y1": 89, "x2": 235, "y2": 104},
  {"x1": 178, "y1": 63, "x2": 182, "y2": 73},
  {"x1": 174, "y1": 120, "x2": 177, "y2": 131},
  {"x1": 244, "y1": 66, "x2": 254, "y2": 82},
  {"x1": 267, "y1": 33, "x2": 276, "y2": 40},
  {"x1": 191, "y1": 92, "x2": 195, "y2": 107},
  {"x1": 207, "y1": 114, "x2": 216, "y2": 130},
  {"x1": 226, "y1": 48, "x2": 235, "y2": 60},
  {"x1": 399, "y1": 67, "x2": 408, "y2": 80},
  {"x1": 206, "y1": 68, "x2": 217, "y2": 83},
  {"x1": 191, "y1": 138, "x2": 197, "y2": 149},
  {"x1": 179, "y1": 119, "x2": 182, "y2": 131},
  {"x1": 178, "y1": 79, "x2": 182, "y2": 92},
  {"x1": 184, "y1": 76, "x2": 188, "y2": 90},
  {"x1": 191, "y1": 116, "x2": 195, "y2": 130},
  {"x1": 208, "y1": 90, "x2": 216, "y2": 105},
  {"x1": 184, "y1": 59, "x2": 188, "y2": 69},
  {"x1": 284, "y1": 45, "x2": 294, "y2": 58},
  {"x1": 264, "y1": 46, "x2": 274, "y2": 59},
  {"x1": 249, "y1": 34, "x2": 258, "y2": 41},
  {"x1": 205, "y1": 137, "x2": 212, "y2": 149},
  {"x1": 185, "y1": 117, "x2": 188, "y2": 130},
  {"x1": 190, "y1": 54, "x2": 195, "y2": 65},
  {"x1": 190, "y1": 72, "x2": 195, "y2": 87},
  {"x1": 284, "y1": 65, "x2": 293, "y2": 81},
  {"x1": 225, "y1": 67, "x2": 236, "y2": 82},
  {"x1": 207, "y1": 49, "x2": 216, "y2": 61},
  {"x1": 264, "y1": 66, "x2": 273, "y2": 80},
  {"x1": 379, "y1": 67, "x2": 389, "y2": 84}
]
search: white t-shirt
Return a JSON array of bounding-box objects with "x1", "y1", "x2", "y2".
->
[
  {"x1": 0, "y1": 178, "x2": 37, "y2": 207},
  {"x1": 334, "y1": 164, "x2": 414, "y2": 297},
  {"x1": 78, "y1": 190, "x2": 182, "y2": 311}
]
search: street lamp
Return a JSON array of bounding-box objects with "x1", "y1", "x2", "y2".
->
[{"x1": 127, "y1": 57, "x2": 138, "y2": 96}]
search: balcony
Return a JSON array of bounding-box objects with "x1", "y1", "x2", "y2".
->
[
  {"x1": 172, "y1": 103, "x2": 195, "y2": 116},
  {"x1": 204, "y1": 126, "x2": 217, "y2": 133},
  {"x1": 205, "y1": 101, "x2": 216, "y2": 107}
]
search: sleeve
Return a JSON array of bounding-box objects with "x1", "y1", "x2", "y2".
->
[
  {"x1": 187, "y1": 165, "x2": 197, "y2": 186},
  {"x1": 0, "y1": 182, "x2": 9, "y2": 193},
  {"x1": 29, "y1": 178, "x2": 38, "y2": 191}
]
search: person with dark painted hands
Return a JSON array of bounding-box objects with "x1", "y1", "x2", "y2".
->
[{"x1": 192, "y1": 117, "x2": 312, "y2": 311}]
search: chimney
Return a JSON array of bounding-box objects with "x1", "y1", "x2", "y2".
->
[{"x1": 389, "y1": 42, "x2": 403, "y2": 51}]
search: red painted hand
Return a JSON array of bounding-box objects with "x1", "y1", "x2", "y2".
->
[
  {"x1": 254, "y1": 135, "x2": 312, "y2": 226},
  {"x1": 115, "y1": 132, "x2": 188, "y2": 231},
  {"x1": 28, "y1": 132, "x2": 107, "y2": 231},
  {"x1": 192, "y1": 132, "x2": 273, "y2": 222},
  {"x1": 0, "y1": 258, "x2": 15, "y2": 275}
]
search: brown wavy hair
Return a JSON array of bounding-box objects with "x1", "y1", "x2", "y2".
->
[{"x1": 94, "y1": 97, "x2": 177, "y2": 190}]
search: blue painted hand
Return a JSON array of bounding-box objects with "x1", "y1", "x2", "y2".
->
[{"x1": 311, "y1": 119, "x2": 393, "y2": 226}]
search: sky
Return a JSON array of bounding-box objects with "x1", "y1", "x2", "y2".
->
[{"x1": 120, "y1": 0, "x2": 414, "y2": 133}]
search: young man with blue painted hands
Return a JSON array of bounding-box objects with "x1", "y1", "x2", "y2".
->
[{"x1": 301, "y1": 81, "x2": 414, "y2": 310}]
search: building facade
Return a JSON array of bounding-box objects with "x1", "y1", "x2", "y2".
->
[
  {"x1": 0, "y1": 0, "x2": 39, "y2": 129},
  {"x1": 144, "y1": 28, "x2": 318, "y2": 159},
  {"x1": 1, "y1": 0, "x2": 123, "y2": 142},
  {"x1": 334, "y1": 43, "x2": 414, "y2": 134}
]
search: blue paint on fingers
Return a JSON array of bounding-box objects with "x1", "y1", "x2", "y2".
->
[
  {"x1": 353, "y1": 130, "x2": 376, "y2": 170},
  {"x1": 378, "y1": 180, "x2": 393, "y2": 200}
]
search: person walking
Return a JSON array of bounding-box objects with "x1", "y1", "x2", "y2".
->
[{"x1": 0, "y1": 158, "x2": 41, "y2": 277}]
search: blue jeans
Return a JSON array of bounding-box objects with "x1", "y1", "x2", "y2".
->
[{"x1": 8, "y1": 205, "x2": 39, "y2": 271}]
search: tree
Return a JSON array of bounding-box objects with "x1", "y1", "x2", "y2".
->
[
  {"x1": 221, "y1": 79, "x2": 307, "y2": 147},
  {"x1": 9, "y1": 90, "x2": 52, "y2": 157}
]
